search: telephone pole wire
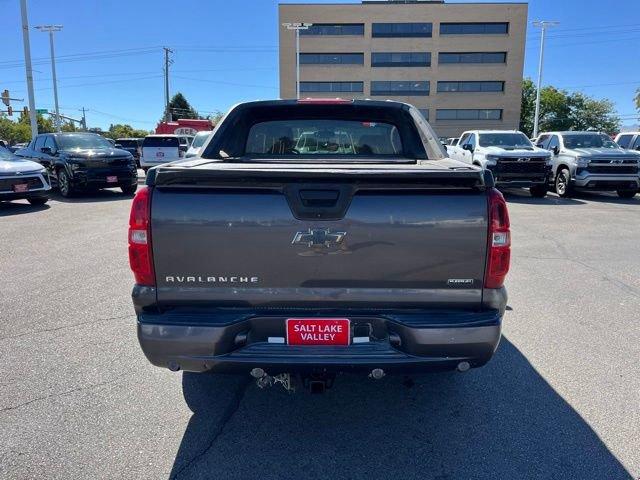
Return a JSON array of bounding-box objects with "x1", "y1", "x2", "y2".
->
[
  {"x1": 163, "y1": 47, "x2": 173, "y2": 122},
  {"x1": 532, "y1": 20, "x2": 559, "y2": 139},
  {"x1": 19, "y1": 0, "x2": 38, "y2": 140},
  {"x1": 35, "y1": 24, "x2": 63, "y2": 132}
]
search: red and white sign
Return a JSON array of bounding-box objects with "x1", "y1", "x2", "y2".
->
[
  {"x1": 106, "y1": 176, "x2": 118, "y2": 183},
  {"x1": 13, "y1": 183, "x2": 28, "y2": 192},
  {"x1": 286, "y1": 318, "x2": 350, "y2": 346}
]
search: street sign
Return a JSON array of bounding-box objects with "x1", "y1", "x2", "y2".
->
[{"x1": 36, "y1": 109, "x2": 48, "y2": 114}]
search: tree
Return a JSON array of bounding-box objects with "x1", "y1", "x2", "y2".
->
[
  {"x1": 567, "y1": 92, "x2": 620, "y2": 135},
  {"x1": 519, "y1": 79, "x2": 537, "y2": 136},
  {"x1": 18, "y1": 111, "x2": 54, "y2": 134},
  {"x1": 0, "y1": 117, "x2": 31, "y2": 144},
  {"x1": 634, "y1": 88, "x2": 640, "y2": 113},
  {"x1": 164, "y1": 92, "x2": 199, "y2": 121},
  {"x1": 102, "y1": 123, "x2": 150, "y2": 140},
  {"x1": 519, "y1": 78, "x2": 620, "y2": 136}
]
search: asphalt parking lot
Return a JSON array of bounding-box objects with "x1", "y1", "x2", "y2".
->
[{"x1": 1, "y1": 183, "x2": 639, "y2": 480}]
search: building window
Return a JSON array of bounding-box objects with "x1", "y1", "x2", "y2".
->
[
  {"x1": 439, "y1": 52, "x2": 507, "y2": 64},
  {"x1": 436, "y1": 109, "x2": 503, "y2": 120},
  {"x1": 439, "y1": 23, "x2": 509, "y2": 35},
  {"x1": 372, "y1": 23, "x2": 432, "y2": 38},
  {"x1": 418, "y1": 109, "x2": 429, "y2": 120},
  {"x1": 370, "y1": 81, "x2": 430, "y2": 96},
  {"x1": 299, "y1": 81, "x2": 364, "y2": 93},
  {"x1": 437, "y1": 81, "x2": 505, "y2": 93},
  {"x1": 371, "y1": 52, "x2": 431, "y2": 67},
  {"x1": 300, "y1": 53, "x2": 364, "y2": 65},
  {"x1": 300, "y1": 24, "x2": 364, "y2": 36}
]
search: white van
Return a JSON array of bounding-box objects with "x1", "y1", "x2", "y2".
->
[{"x1": 141, "y1": 135, "x2": 182, "y2": 171}]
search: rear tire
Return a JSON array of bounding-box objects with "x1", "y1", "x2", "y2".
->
[
  {"x1": 28, "y1": 197, "x2": 48, "y2": 206},
  {"x1": 555, "y1": 168, "x2": 572, "y2": 198},
  {"x1": 617, "y1": 189, "x2": 637, "y2": 199},
  {"x1": 121, "y1": 184, "x2": 137, "y2": 195},
  {"x1": 530, "y1": 184, "x2": 548, "y2": 198}
]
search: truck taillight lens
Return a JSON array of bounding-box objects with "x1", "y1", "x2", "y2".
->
[
  {"x1": 484, "y1": 188, "x2": 510, "y2": 289},
  {"x1": 128, "y1": 186, "x2": 155, "y2": 286}
]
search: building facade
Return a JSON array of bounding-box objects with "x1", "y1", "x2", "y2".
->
[{"x1": 279, "y1": 0, "x2": 527, "y2": 138}]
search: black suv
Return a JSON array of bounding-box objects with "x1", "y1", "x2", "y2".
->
[
  {"x1": 15, "y1": 132, "x2": 138, "y2": 197},
  {"x1": 115, "y1": 138, "x2": 143, "y2": 167}
]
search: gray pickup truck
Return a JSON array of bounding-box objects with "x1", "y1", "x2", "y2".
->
[{"x1": 129, "y1": 99, "x2": 510, "y2": 392}]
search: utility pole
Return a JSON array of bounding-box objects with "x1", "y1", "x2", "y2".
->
[
  {"x1": 20, "y1": 0, "x2": 38, "y2": 140},
  {"x1": 163, "y1": 47, "x2": 173, "y2": 122},
  {"x1": 35, "y1": 24, "x2": 63, "y2": 132},
  {"x1": 532, "y1": 20, "x2": 559, "y2": 139},
  {"x1": 282, "y1": 23, "x2": 312, "y2": 99}
]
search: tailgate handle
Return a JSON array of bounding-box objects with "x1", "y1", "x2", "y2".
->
[{"x1": 299, "y1": 189, "x2": 340, "y2": 207}]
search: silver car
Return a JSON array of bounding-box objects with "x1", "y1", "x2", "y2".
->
[
  {"x1": 536, "y1": 131, "x2": 640, "y2": 198},
  {"x1": 0, "y1": 146, "x2": 51, "y2": 205}
]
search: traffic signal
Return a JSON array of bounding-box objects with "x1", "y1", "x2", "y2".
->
[
  {"x1": 7, "y1": 106, "x2": 12, "y2": 116},
  {"x1": 1, "y1": 90, "x2": 9, "y2": 107},
  {"x1": 23, "y1": 106, "x2": 29, "y2": 116}
]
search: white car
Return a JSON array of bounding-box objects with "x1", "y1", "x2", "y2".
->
[
  {"x1": 140, "y1": 135, "x2": 183, "y2": 171},
  {"x1": 448, "y1": 130, "x2": 551, "y2": 197},
  {"x1": 185, "y1": 131, "x2": 212, "y2": 158}
]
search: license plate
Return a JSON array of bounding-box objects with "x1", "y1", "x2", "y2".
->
[
  {"x1": 13, "y1": 183, "x2": 29, "y2": 192},
  {"x1": 106, "y1": 176, "x2": 118, "y2": 183},
  {"x1": 286, "y1": 318, "x2": 350, "y2": 346}
]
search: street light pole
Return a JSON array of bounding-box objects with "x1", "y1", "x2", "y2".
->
[
  {"x1": 282, "y1": 22, "x2": 312, "y2": 99},
  {"x1": 532, "y1": 20, "x2": 559, "y2": 139},
  {"x1": 35, "y1": 24, "x2": 63, "y2": 132},
  {"x1": 19, "y1": 0, "x2": 38, "y2": 140}
]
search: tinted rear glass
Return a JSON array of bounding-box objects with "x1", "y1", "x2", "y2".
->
[
  {"x1": 245, "y1": 120, "x2": 402, "y2": 156},
  {"x1": 143, "y1": 137, "x2": 179, "y2": 147},
  {"x1": 117, "y1": 140, "x2": 140, "y2": 148}
]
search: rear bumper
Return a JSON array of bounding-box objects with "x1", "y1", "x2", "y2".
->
[{"x1": 136, "y1": 306, "x2": 504, "y2": 374}]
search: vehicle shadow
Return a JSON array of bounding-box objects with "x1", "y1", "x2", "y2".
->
[
  {"x1": 169, "y1": 338, "x2": 632, "y2": 480},
  {"x1": 0, "y1": 201, "x2": 50, "y2": 217},
  {"x1": 48, "y1": 188, "x2": 136, "y2": 204},
  {"x1": 501, "y1": 189, "x2": 586, "y2": 206}
]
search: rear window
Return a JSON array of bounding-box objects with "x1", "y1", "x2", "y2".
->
[
  {"x1": 117, "y1": 140, "x2": 140, "y2": 149},
  {"x1": 245, "y1": 120, "x2": 402, "y2": 156},
  {"x1": 143, "y1": 137, "x2": 179, "y2": 148}
]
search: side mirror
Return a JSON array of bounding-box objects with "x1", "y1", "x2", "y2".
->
[
  {"x1": 462, "y1": 144, "x2": 473, "y2": 152},
  {"x1": 553, "y1": 146, "x2": 560, "y2": 155},
  {"x1": 40, "y1": 146, "x2": 52, "y2": 155},
  {"x1": 443, "y1": 144, "x2": 448, "y2": 152}
]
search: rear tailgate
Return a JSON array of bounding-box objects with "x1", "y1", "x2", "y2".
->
[{"x1": 149, "y1": 162, "x2": 489, "y2": 309}]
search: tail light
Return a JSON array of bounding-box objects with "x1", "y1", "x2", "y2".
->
[
  {"x1": 484, "y1": 188, "x2": 510, "y2": 289},
  {"x1": 128, "y1": 186, "x2": 155, "y2": 286}
]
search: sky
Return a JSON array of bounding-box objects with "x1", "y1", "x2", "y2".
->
[{"x1": 1, "y1": 0, "x2": 639, "y2": 131}]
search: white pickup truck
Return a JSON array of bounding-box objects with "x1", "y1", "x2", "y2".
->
[{"x1": 447, "y1": 130, "x2": 551, "y2": 197}]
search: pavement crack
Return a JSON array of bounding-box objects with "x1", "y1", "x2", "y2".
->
[
  {"x1": 0, "y1": 314, "x2": 134, "y2": 342},
  {"x1": 171, "y1": 378, "x2": 251, "y2": 480},
  {"x1": 0, "y1": 372, "x2": 131, "y2": 413}
]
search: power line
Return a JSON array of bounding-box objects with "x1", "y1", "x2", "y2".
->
[{"x1": 172, "y1": 75, "x2": 278, "y2": 90}]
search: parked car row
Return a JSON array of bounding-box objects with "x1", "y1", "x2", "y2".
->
[{"x1": 447, "y1": 129, "x2": 640, "y2": 198}]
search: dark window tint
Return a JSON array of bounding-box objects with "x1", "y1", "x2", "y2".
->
[
  {"x1": 547, "y1": 135, "x2": 560, "y2": 151},
  {"x1": 468, "y1": 134, "x2": 477, "y2": 149},
  {"x1": 632, "y1": 136, "x2": 640, "y2": 150},
  {"x1": 34, "y1": 135, "x2": 46, "y2": 151},
  {"x1": 300, "y1": 81, "x2": 364, "y2": 93},
  {"x1": 371, "y1": 81, "x2": 430, "y2": 96},
  {"x1": 562, "y1": 134, "x2": 617, "y2": 149},
  {"x1": 300, "y1": 53, "x2": 364, "y2": 65},
  {"x1": 439, "y1": 52, "x2": 507, "y2": 64},
  {"x1": 142, "y1": 136, "x2": 179, "y2": 148},
  {"x1": 479, "y1": 133, "x2": 532, "y2": 148},
  {"x1": 437, "y1": 81, "x2": 504, "y2": 93},
  {"x1": 371, "y1": 52, "x2": 431, "y2": 67},
  {"x1": 436, "y1": 109, "x2": 503, "y2": 121},
  {"x1": 43, "y1": 135, "x2": 56, "y2": 151},
  {"x1": 300, "y1": 23, "x2": 364, "y2": 36},
  {"x1": 372, "y1": 23, "x2": 432, "y2": 38},
  {"x1": 616, "y1": 134, "x2": 633, "y2": 148},
  {"x1": 536, "y1": 134, "x2": 550, "y2": 148},
  {"x1": 117, "y1": 139, "x2": 141, "y2": 149},
  {"x1": 245, "y1": 120, "x2": 402, "y2": 157},
  {"x1": 440, "y1": 23, "x2": 509, "y2": 35}
]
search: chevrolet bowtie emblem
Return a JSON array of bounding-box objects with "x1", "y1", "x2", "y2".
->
[{"x1": 292, "y1": 228, "x2": 346, "y2": 247}]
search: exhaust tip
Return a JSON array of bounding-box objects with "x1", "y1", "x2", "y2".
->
[{"x1": 457, "y1": 361, "x2": 471, "y2": 372}]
